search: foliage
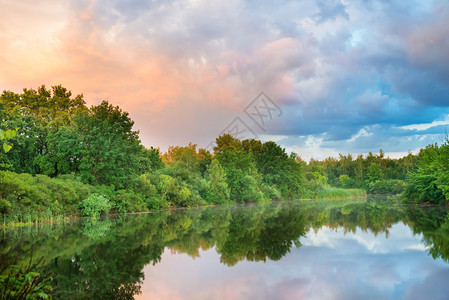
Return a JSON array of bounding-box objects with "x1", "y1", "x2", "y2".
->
[
  {"x1": 0, "y1": 255, "x2": 53, "y2": 299},
  {"x1": 213, "y1": 134, "x2": 242, "y2": 154},
  {"x1": 113, "y1": 190, "x2": 147, "y2": 213},
  {"x1": 79, "y1": 194, "x2": 112, "y2": 220},
  {"x1": 206, "y1": 159, "x2": 230, "y2": 204},
  {"x1": 74, "y1": 102, "x2": 144, "y2": 189},
  {"x1": 0, "y1": 171, "x2": 91, "y2": 218},
  {"x1": 305, "y1": 149, "x2": 418, "y2": 196},
  {"x1": 304, "y1": 187, "x2": 366, "y2": 199},
  {"x1": 339, "y1": 174, "x2": 354, "y2": 188},
  {"x1": 403, "y1": 143, "x2": 449, "y2": 204},
  {"x1": 367, "y1": 179, "x2": 405, "y2": 195},
  {"x1": 0, "y1": 129, "x2": 16, "y2": 153}
]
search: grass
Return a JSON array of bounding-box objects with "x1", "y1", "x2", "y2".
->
[
  {"x1": 1, "y1": 208, "x2": 75, "y2": 229},
  {"x1": 303, "y1": 187, "x2": 367, "y2": 200}
]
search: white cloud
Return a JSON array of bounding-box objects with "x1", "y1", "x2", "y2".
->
[
  {"x1": 396, "y1": 115, "x2": 449, "y2": 131},
  {"x1": 347, "y1": 127, "x2": 373, "y2": 142}
]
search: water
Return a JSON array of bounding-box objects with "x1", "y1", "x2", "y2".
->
[{"x1": 1, "y1": 198, "x2": 449, "y2": 299}]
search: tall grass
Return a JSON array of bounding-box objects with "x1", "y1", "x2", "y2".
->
[
  {"x1": 303, "y1": 187, "x2": 366, "y2": 200},
  {"x1": 1, "y1": 207, "x2": 72, "y2": 229}
]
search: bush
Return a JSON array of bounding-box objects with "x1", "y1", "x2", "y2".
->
[
  {"x1": 0, "y1": 171, "x2": 102, "y2": 218},
  {"x1": 113, "y1": 190, "x2": 147, "y2": 213},
  {"x1": 79, "y1": 194, "x2": 112, "y2": 220}
]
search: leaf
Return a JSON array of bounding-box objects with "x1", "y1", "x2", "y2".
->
[
  {"x1": 4, "y1": 130, "x2": 16, "y2": 139},
  {"x1": 3, "y1": 143, "x2": 12, "y2": 153}
]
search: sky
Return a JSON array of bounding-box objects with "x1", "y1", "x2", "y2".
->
[{"x1": 1, "y1": 0, "x2": 449, "y2": 160}]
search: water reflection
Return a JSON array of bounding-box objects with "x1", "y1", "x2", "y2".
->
[{"x1": 1, "y1": 198, "x2": 449, "y2": 299}]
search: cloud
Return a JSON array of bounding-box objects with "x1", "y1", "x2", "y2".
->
[
  {"x1": 396, "y1": 115, "x2": 449, "y2": 131},
  {"x1": 347, "y1": 127, "x2": 374, "y2": 143}
]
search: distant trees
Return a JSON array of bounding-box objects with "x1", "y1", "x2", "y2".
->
[{"x1": 304, "y1": 148, "x2": 414, "y2": 196}]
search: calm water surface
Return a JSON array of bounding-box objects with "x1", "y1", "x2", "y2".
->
[{"x1": 1, "y1": 198, "x2": 449, "y2": 299}]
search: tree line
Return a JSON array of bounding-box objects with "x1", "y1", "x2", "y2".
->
[{"x1": 1, "y1": 85, "x2": 448, "y2": 221}]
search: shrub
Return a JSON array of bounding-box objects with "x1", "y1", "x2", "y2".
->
[
  {"x1": 79, "y1": 194, "x2": 112, "y2": 220},
  {"x1": 113, "y1": 190, "x2": 147, "y2": 213}
]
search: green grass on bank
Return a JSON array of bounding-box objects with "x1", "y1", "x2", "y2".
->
[{"x1": 303, "y1": 187, "x2": 367, "y2": 200}]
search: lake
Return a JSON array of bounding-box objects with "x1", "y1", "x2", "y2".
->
[{"x1": 1, "y1": 197, "x2": 449, "y2": 299}]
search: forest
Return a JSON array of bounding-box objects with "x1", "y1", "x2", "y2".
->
[{"x1": 1, "y1": 85, "x2": 448, "y2": 224}]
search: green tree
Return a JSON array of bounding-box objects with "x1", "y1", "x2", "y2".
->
[
  {"x1": 213, "y1": 134, "x2": 242, "y2": 154},
  {"x1": 158, "y1": 174, "x2": 176, "y2": 205},
  {"x1": 366, "y1": 163, "x2": 384, "y2": 184},
  {"x1": 216, "y1": 149, "x2": 262, "y2": 202},
  {"x1": 339, "y1": 174, "x2": 354, "y2": 188},
  {"x1": 256, "y1": 142, "x2": 303, "y2": 199},
  {"x1": 403, "y1": 143, "x2": 449, "y2": 203},
  {"x1": 75, "y1": 101, "x2": 144, "y2": 188},
  {"x1": 207, "y1": 159, "x2": 230, "y2": 204}
]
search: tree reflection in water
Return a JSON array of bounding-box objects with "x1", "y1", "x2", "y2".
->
[{"x1": 1, "y1": 198, "x2": 448, "y2": 299}]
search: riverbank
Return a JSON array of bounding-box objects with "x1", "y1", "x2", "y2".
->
[{"x1": 1, "y1": 191, "x2": 367, "y2": 229}]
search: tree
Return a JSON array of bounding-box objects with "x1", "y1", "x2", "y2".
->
[
  {"x1": 255, "y1": 141, "x2": 288, "y2": 176},
  {"x1": 138, "y1": 147, "x2": 164, "y2": 174},
  {"x1": 213, "y1": 134, "x2": 242, "y2": 154},
  {"x1": 255, "y1": 141, "x2": 303, "y2": 199},
  {"x1": 0, "y1": 85, "x2": 87, "y2": 174},
  {"x1": 74, "y1": 101, "x2": 144, "y2": 188},
  {"x1": 339, "y1": 174, "x2": 354, "y2": 188},
  {"x1": 216, "y1": 149, "x2": 261, "y2": 202},
  {"x1": 366, "y1": 163, "x2": 384, "y2": 184},
  {"x1": 35, "y1": 125, "x2": 83, "y2": 176},
  {"x1": 207, "y1": 159, "x2": 230, "y2": 204},
  {"x1": 158, "y1": 174, "x2": 176, "y2": 205},
  {"x1": 241, "y1": 139, "x2": 262, "y2": 155},
  {"x1": 403, "y1": 143, "x2": 449, "y2": 203}
]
